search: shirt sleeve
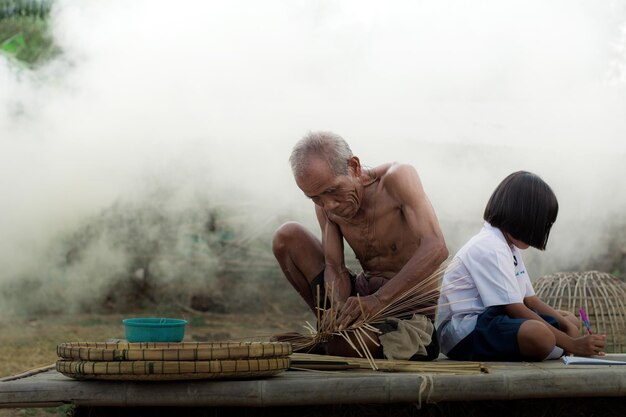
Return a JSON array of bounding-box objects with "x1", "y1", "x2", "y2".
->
[
  {"x1": 524, "y1": 276, "x2": 535, "y2": 297},
  {"x1": 462, "y1": 244, "x2": 524, "y2": 307},
  {"x1": 517, "y1": 255, "x2": 535, "y2": 297}
]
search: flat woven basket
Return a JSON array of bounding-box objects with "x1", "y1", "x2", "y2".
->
[
  {"x1": 57, "y1": 341, "x2": 291, "y2": 361},
  {"x1": 55, "y1": 341, "x2": 291, "y2": 381},
  {"x1": 535, "y1": 271, "x2": 626, "y2": 353},
  {"x1": 56, "y1": 357, "x2": 290, "y2": 380}
]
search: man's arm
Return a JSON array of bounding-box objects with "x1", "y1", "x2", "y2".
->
[
  {"x1": 337, "y1": 164, "x2": 448, "y2": 328},
  {"x1": 372, "y1": 164, "x2": 448, "y2": 304},
  {"x1": 315, "y1": 205, "x2": 352, "y2": 306}
]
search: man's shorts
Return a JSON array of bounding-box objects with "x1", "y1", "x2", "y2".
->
[
  {"x1": 309, "y1": 269, "x2": 357, "y2": 307},
  {"x1": 309, "y1": 269, "x2": 439, "y2": 361},
  {"x1": 446, "y1": 305, "x2": 560, "y2": 361}
]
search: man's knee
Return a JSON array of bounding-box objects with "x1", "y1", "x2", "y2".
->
[
  {"x1": 272, "y1": 221, "x2": 306, "y2": 256},
  {"x1": 518, "y1": 320, "x2": 556, "y2": 360}
]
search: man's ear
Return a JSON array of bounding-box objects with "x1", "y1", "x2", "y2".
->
[{"x1": 348, "y1": 156, "x2": 361, "y2": 177}]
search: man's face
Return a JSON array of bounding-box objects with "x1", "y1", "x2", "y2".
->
[{"x1": 295, "y1": 157, "x2": 361, "y2": 219}]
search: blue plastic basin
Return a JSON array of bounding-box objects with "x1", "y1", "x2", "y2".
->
[{"x1": 122, "y1": 318, "x2": 187, "y2": 342}]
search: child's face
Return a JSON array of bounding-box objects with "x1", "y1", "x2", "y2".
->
[{"x1": 504, "y1": 232, "x2": 530, "y2": 250}]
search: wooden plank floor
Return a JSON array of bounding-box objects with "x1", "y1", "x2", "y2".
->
[{"x1": 2, "y1": 355, "x2": 626, "y2": 408}]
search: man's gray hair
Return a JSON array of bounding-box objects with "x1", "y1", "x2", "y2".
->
[{"x1": 289, "y1": 131, "x2": 353, "y2": 178}]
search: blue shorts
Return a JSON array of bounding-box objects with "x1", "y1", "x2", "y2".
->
[{"x1": 447, "y1": 306, "x2": 560, "y2": 361}]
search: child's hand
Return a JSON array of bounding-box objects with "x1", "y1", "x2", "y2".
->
[{"x1": 568, "y1": 334, "x2": 606, "y2": 356}]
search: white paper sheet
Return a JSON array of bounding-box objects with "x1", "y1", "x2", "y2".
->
[{"x1": 562, "y1": 356, "x2": 626, "y2": 365}]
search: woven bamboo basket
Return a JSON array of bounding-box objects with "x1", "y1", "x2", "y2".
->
[
  {"x1": 56, "y1": 357, "x2": 290, "y2": 381},
  {"x1": 535, "y1": 271, "x2": 626, "y2": 353},
  {"x1": 57, "y1": 341, "x2": 291, "y2": 361},
  {"x1": 55, "y1": 341, "x2": 292, "y2": 380}
]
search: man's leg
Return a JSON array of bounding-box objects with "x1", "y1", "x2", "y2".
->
[
  {"x1": 272, "y1": 221, "x2": 325, "y2": 313},
  {"x1": 326, "y1": 329, "x2": 383, "y2": 358},
  {"x1": 273, "y1": 222, "x2": 382, "y2": 357}
]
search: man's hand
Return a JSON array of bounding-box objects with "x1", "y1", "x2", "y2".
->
[
  {"x1": 566, "y1": 334, "x2": 606, "y2": 357},
  {"x1": 336, "y1": 294, "x2": 384, "y2": 330}
]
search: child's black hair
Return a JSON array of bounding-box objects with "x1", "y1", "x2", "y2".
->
[{"x1": 483, "y1": 171, "x2": 558, "y2": 250}]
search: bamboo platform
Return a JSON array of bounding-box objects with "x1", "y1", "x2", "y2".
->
[{"x1": 1, "y1": 355, "x2": 626, "y2": 408}]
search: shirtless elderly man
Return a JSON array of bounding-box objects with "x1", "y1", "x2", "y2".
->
[{"x1": 273, "y1": 132, "x2": 448, "y2": 360}]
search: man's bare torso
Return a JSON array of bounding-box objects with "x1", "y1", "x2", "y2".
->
[{"x1": 327, "y1": 163, "x2": 420, "y2": 291}]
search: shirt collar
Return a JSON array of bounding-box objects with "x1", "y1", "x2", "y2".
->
[{"x1": 483, "y1": 221, "x2": 510, "y2": 247}]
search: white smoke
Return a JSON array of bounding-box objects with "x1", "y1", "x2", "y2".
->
[{"x1": 1, "y1": 0, "x2": 625, "y2": 314}]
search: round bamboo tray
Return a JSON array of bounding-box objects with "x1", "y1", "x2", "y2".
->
[
  {"x1": 57, "y1": 341, "x2": 292, "y2": 361},
  {"x1": 56, "y1": 357, "x2": 291, "y2": 381},
  {"x1": 535, "y1": 271, "x2": 626, "y2": 353}
]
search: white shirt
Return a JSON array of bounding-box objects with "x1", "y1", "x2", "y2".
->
[{"x1": 435, "y1": 223, "x2": 535, "y2": 355}]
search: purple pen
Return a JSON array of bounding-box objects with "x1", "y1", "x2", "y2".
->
[{"x1": 579, "y1": 307, "x2": 592, "y2": 335}]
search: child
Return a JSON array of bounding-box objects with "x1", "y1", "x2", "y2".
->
[{"x1": 436, "y1": 171, "x2": 606, "y2": 361}]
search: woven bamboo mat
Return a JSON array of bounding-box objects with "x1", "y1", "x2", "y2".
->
[
  {"x1": 57, "y1": 341, "x2": 291, "y2": 361},
  {"x1": 56, "y1": 357, "x2": 290, "y2": 381}
]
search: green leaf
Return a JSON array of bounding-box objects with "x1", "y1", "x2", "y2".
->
[{"x1": 1, "y1": 32, "x2": 26, "y2": 55}]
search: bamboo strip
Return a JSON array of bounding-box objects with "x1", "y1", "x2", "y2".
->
[
  {"x1": 287, "y1": 259, "x2": 467, "y2": 368},
  {"x1": 0, "y1": 364, "x2": 56, "y2": 382},
  {"x1": 290, "y1": 353, "x2": 485, "y2": 374}
]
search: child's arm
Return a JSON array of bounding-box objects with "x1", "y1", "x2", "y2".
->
[
  {"x1": 524, "y1": 296, "x2": 578, "y2": 337},
  {"x1": 504, "y1": 302, "x2": 606, "y2": 357}
]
